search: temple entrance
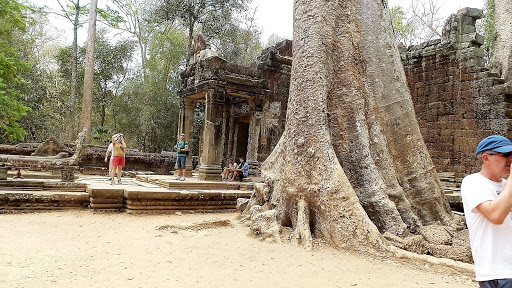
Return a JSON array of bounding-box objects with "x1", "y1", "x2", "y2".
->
[
  {"x1": 176, "y1": 40, "x2": 292, "y2": 181},
  {"x1": 234, "y1": 120, "x2": 249, "y2": 161}
]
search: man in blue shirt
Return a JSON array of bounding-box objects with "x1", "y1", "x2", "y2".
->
[
  {"x1": 233, "y1": 157, "x2": 249, "y2": 181},
  {"x1": 174, "y1": 133, "x2": 189, "y2": 181}
]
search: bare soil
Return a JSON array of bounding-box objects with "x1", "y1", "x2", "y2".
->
[{"x1": 0, "y1": 211, "x2": 476, "y2": 287}]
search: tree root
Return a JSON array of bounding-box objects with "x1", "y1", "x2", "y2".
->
[{"x1": 291, "y1": 198, "x2": 313, "y2": 250}]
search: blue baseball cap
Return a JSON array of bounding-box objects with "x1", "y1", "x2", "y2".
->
[{"x1": 475, "y1": 135, "x2": 512, "y2": 154}]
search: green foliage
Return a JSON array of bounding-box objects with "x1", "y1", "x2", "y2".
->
[
  {"x1": 0, "y1": 0, "x2": 31, "y2": 142},
  {"x1": 3, "y1": 0, "x2": 267, "y2": 152},
  {"x1": 112, "y1": 24, "x2": 187, "y2": 152},
  {"x1": 390, "y1": 6, "x2": 415, "y2": 46},
  {"x1": 213, "y1": 9, "x2": 263, "y2": 65},
  {"x1": 157, "y1": 0, "x2": 254, "y2": 58},
  {"x1": 482, "y1": 0, "x2": 496, "y2": 64},
  {"x1": 97, "y1": 6, "x2": 124, "y2": 28},
  {"x1": 92, "y1": 126, "x2": 111, "y2": 145}
]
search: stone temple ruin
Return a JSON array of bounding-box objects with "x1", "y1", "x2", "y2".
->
[
  {"x1": 179, "y1": 8, "x2": 511, "y2": 189},
  {"x1": 403, "y1": 8, "x2": 512, "y2": 177},
  {"x1": 177, "y1": 40, "x2": 292, "y2": 181},
  {"x1": 0, "y1": 6, "x2": 507, "y2": 266}
]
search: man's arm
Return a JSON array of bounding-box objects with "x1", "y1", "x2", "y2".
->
[{"x1": 477, "y1": 167, "x2": 512, "y2": 224}]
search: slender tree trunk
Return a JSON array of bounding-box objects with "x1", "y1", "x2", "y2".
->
[
  {"x1": 67, "y1": 0, "x2": 80, "y2": 142},
  {"x1": 244, "y1": 0, "x2": 453, "y2": 253},
  {"x1": 491, "y1": 0, "x2": 512, "y2": 83},
  {"x1": 187, "y1": 17, "x2": 194, "y2": 60},
  {"x1": 80, "y1": 0, "x2": 98, "y2": 143},
  {"x1": 100, "y1": 82, "x2": 106, "y2": 127}
]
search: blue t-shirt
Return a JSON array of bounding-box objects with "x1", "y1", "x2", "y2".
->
[
  {"x1": 241, "y1": 162, "x2": 249, "y2": 177},
  {"x1": 177, "y1": 141, "x2": 188, "y2": 157}
]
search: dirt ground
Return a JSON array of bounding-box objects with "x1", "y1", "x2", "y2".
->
[{"x1": 0, "y1": 210, "x2": 476, "y2": 288}]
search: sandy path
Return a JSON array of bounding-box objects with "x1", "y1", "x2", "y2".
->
[{"x1": 0, "y1": 211, "x2": 475, "y2": 287}]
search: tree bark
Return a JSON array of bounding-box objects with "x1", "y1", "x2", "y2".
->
[
  {"x1": 67, "y1": 0, "x2": 80, "y2": 142},
  {"x1": 244, "y1": 0, "x2": 453, "y2": 253},
  {"x1": 491, "y1": 0, "x2": 512, "y2": 83},
  {"x1": 80, "y1": 0, "x2": 98, "y2": 143}
]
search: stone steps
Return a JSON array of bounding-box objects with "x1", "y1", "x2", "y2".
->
[
  {"x1": 0, "y1": 179, "x2": 87, "y2": 191},
  {"x1": 0, "y1": 190, "x2": 89, "y2": 210},
  {"x1": 135, "y1": 175, "x2": 254, "y2": 191},
  {"x1": 0, "y1": 168, "x2": 261, "y2": 212},
  {"x1": 438, "y1": 172, "x2": 463, "y2": 212}
]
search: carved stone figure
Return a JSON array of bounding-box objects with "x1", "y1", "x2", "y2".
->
[
  {"x1": 31, "y1": 136, "x2": 71, "y2": 157},
  {"x1": 188, "y1": 33, "x2": 219, "y2": 65}
]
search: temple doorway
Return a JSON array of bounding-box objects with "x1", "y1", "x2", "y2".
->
[{"x1": 234, "y1": 120, "x2": 249, "y2": 161}]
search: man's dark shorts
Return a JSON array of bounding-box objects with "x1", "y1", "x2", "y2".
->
[
  {"x1": 237, "y1": 172, "x2": 246, "y2": 181},
  {"x1": 480, "y1": 279, "x2": 512, "y2": 288},
  {"x1": 177, "y1": 156, "x2": 186, "y2": 169}
]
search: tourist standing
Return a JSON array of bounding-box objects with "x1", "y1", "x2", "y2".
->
[
  {"x1": 174, "y1": 133, "x2": 188, "y2": 181},
  {"x1": 111, "y1": 133, "x2": 126, "y2": 185},
  {"x1": 461, "y1": 135, "x2": 512, "y2": 287}
]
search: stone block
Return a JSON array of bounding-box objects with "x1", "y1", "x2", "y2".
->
[
  {"x1": 88, "y1": 187, "x2": 124, "y2": 200},
  {"x1": 89, "y1": 198, "x2": 123, "y2": 204},
  {"x1": 125, "y1": 190, "x2": 182, "y2": 200},
  {"x1": 236, "y1": 198, "x2": 249, "y2": 212},
  {"x1": 0, "y1": 167, "x2": 7, "y2": 180},
  {"x1": 89, "y1": 203, "x2": 123, "y2": 209}
]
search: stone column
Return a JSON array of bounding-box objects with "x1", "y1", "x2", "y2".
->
[
  {"x1": 232, "y1": 122, "x2": 239, "y2": 160},
  {"x1": 198, "y1": 89, "x2": 223, "y2": 181},
  {"x1": 220, "y1": 108, "x2": 229, "y2": 167},
  {"x1": 176, "y1": 97, "x2": 195, "y2": 177},
  {"x1": 226, "y1": 107, "x2": 235, "y2": 159},
  {"x1": 246, "y1": 111, "x2": 262, "y2": 176}
]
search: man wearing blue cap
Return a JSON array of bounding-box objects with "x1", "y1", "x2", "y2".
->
[{"x1": 461, "y1": 135, "x2": 512, "y2": 287}]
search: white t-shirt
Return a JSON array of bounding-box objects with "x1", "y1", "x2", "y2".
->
[
  {"x1": 461, "y1": 173, "x2": 512, "y2": 281},
  {"x1": 107, "y1": 143, "x2": 113, "y2": 161}
]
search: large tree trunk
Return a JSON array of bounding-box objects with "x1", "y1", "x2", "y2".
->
[
  {"x1": 491, "y1": 0, "x2": 512, "y2": 83},
  {"x1": 80, "y1": 0, "x2": 98, "y2": 143},
  {"x1": 244, "y1": 0, "x2": 453, "y2": 253}
]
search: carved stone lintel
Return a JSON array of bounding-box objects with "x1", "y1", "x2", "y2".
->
[{"x1": 31, "y1": 136, "x2": 70, "y2": 157}]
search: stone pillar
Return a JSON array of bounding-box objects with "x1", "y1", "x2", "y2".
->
[
  {"x1": 198, "y1": 89, "x2": 223, "y2": 181},
  {"x1": 227, "y1": 107, "x2": 235, "y2": 159},
  {"x1": 176, "y1": 97, "x2": 195, "y2": 177},
  {"x1": 232, "y1": 122, "x2": 239, "y2": 160},
  {"x1": 220, "y1": 108, "x2": 229, "y2": 167},
  {"x1": 246, "y1": 111, "x2": 262, "y2": 176}
]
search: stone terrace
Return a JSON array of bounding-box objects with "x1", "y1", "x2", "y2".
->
[{"x1": 0, "y1": 172, "x2": 252, "y2": 213}]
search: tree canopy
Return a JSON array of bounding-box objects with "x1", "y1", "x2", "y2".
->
[
  {"x1": 0, "y1": 0, "x2": 31, "y2": 141},
  {"x1": 0, "y1": 0, "x2": 264, "y2": 149}
]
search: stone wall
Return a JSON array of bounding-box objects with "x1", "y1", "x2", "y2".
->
[
  {"x1": 255, "y1": 40, "x2": 292, "y2": 163},
  {"x1": 401, "y1": 8, "x2": 512, "y2": 176}
]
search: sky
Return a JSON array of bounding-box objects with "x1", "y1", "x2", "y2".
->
[
  {"x1": 38, "y1": 0, "x2": 486, "y2": 46},
  {"x1": 252, "y1": 0, "x2": 486, "y2": 43}
]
